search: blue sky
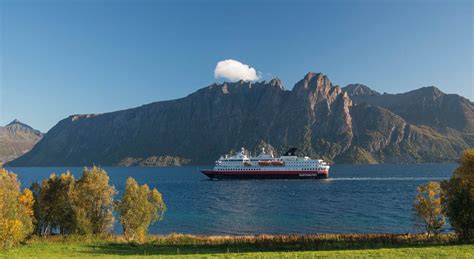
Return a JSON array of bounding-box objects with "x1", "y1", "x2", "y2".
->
[{"x1": 1, "y1": 0, "x2": 472, "y2": 132}]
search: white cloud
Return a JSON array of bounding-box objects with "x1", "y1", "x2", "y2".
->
[{"x1": 214, "y1": 59, "x2": 261, "y2": 82}]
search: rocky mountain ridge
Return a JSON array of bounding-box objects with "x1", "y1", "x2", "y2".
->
[
  {"x1": 0, "y1": 120, "x2": 43, "y2": 163},
  {"x1": 7, "y1": 72, "x2": 474, "y2": 166},
  {"x1": 343, "y1": 85, "x2": 474, "y2": 133}
]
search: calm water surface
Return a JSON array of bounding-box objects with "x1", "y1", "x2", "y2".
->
[{"x1": 6, "y1": 164, "x2": 456, "y2": 235}]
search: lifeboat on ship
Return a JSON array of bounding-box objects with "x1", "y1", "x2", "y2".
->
[
  {"x1": 258, "y1": 160, "x2": 271, "y2": 166},
  {"x1": 271, "y1": 160, "x2": 284, "y2": 166}
]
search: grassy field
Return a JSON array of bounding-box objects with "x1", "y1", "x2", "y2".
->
[{"x1": 1, "y1": 234, "x2": 473, "y2": 258}]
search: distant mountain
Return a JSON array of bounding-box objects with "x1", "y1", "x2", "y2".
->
[
  {"x1": 7, "y1": 73, "x2": 474, "y2": 166},
  {"x1": 0, "y1": 120, "x2": 43, "y2": 163},
  {"x1": 343, "y1": 84, "x2": 380, "y2": 97}
]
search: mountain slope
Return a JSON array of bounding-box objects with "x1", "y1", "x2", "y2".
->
[
  {"x1": 343, "y1": 85, "x2": 474, "y2": 133},
  {"x1": 7, "y1": 73, "x2": 473, "y2": 166},
  {"x1": 0, "y1": 120, "x2": 43, "y2": 163},
  {"x1": 344, "y1": 104, "x2": 470, "y2": 163}
]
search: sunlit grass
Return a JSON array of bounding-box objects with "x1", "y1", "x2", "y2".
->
[{"x1": 1, "y1": 234, "x2": 473, "y2": 258}]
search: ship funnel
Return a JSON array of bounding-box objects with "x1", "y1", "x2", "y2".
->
[{"x1": 283, "y1": 147, "x2": 298, "y2": 156}]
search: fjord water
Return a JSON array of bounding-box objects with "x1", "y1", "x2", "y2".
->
[{"x1": 7, "y1": 164, "x2": 456, "y2": 235}]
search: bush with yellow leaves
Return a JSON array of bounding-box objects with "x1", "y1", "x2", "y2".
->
[{"x1": 0, "y1": 168, "x2": 34, "y2": 249}]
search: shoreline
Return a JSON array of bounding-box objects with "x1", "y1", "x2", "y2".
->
[{"x1": 36, "y1": 232, "x2": 465, "y2": 243}]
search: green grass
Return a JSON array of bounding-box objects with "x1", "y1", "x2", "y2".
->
[{"x1": 1, "y1": 234, "x2": 473, "y2": 258}]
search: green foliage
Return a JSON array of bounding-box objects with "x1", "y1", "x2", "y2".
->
[
  {"x1": 30, "y1": 167, "x2": 116, "y2": 236},
  {"x1": 413, "y1": 181, "x2": 445, "y2": 236},
  {"x1": 73, "y1": 166, "x2": 116, "y2": 235},
  {"x1": 117, "y1": 177, "x2": 166, "y2": 242},
  {"x1": 118, "y1": 156, "x2": 191, "y2": 167},
  {"x1": 0, "y1": 169, "x2": 34, "y2": 249},
  {"x1": 335, "y1": 146, "x2": 377, "y2": 164},
  {"x1": 441, "y1": 149, "x2": 474, "y2": 241},
  {"x1": 32, "y1": 172, "x2": 76, "y2": 235}
]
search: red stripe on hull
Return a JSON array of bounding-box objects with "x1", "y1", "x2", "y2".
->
[
  {"x1": 202, "y1": 170, "x2": 328, "y2": 175},
  {"x1": 200, "y1": 170, "x2": 329, "y2": 180}
]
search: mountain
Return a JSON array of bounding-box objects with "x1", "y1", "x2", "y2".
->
[
  {"x1": 343, "y1": 84, "x2": 380, "y2": 97},
  {"x1": 0, "y1": 120, "x2": 43, "y2": 163},
  {"x1": 343, "y1": 85, "x2": 474, "y2": 133},
  {"x1": 7, "y1": 73, "x2": 474, "y2": 166}
]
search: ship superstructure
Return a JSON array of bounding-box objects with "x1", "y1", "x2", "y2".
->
[{"x1": 200, "y1": 147, "x2": 330, "y2": 179}]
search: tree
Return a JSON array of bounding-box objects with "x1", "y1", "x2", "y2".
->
[
  {"x1": 32, "y1": 172, "x2": 76, "y2": 235},
  {"x1": 29, "y1": 181, "x2": 43, "y2": 235},
  {"x1": 413, "y1": 181, "x2": 445, "y2": 237},
  {"x1": 0, "y1": 169, "x2": 34, "y2": 248},
  {"x1": 117, "y1": 177, "x2": 166, "y2": 242},
  {"x1": 441, "y1": 149, "x2": 474, "y2": 241},
  {"x1": 73, "y1": 166, "x2": 116, "y2": 235}
]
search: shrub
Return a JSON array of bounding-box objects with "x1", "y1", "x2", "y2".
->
[
  {"x1": 413, "y1": 181, "x2": 444, "y2": 236},
  {"x1": 0, "y1": 169, "x2": 34, "y2": 248},
  {"x1": 441, "y1": 149, "x2": 474, "y2": 241},
  {"x1": 117, "y1": 177, "x2": 165, "y2": 242}
]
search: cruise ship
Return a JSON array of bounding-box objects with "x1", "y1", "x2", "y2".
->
[{"x1": 200, "y1": 147, "x2": 330, "y2": 179}]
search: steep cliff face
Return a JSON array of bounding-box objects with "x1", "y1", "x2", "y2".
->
[
  {"x1": 344, "y1": 103, "x2": 470, "y2": 163},
  {"x1": 0, "y1": 120, "x2": 43, "y2": 163},
  {"x1": 7, "y1": 73, "x2": 473, "y2": 166},
  {"x1": 286, "y1": 73, "x2": 353, "y2": 159}
]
